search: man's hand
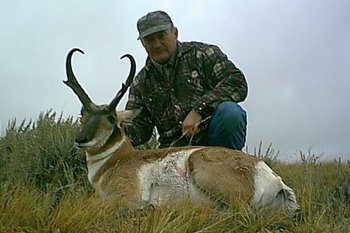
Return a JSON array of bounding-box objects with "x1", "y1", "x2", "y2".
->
[{"x1": 182, "y1": 110, "x2": 202, "y2": 138}]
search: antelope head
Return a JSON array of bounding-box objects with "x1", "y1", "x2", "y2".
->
[{"x1": 64, "y1": 48, "x2": 137, "y2": 149}]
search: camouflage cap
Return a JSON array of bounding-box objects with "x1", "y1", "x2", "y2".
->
[{"x1": 137, "y1": 11, "x2": 174, "y2": 40}]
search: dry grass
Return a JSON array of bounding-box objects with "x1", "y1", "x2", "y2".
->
[
  {"x1": 1, "y1": 111, "x2": 350, "y2": 232},
  {"x1": 0, "y1": 183, "x2": 294, "y2": 233}
]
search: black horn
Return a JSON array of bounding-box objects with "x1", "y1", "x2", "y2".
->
[
  {"x1": 109, "y1": 54, "x2": 136, "y2": 110},
  {"x1": 64, "y1": 48, "x2": 95, "y2": 111}
]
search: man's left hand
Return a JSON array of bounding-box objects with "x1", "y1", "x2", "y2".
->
[{"x1": 182, "y1": 110, "x2": 202, "y2": 138}]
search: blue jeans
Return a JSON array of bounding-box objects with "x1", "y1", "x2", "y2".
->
[{"x1": 204, "y1": 101, "x2": 247, "y2": 150}]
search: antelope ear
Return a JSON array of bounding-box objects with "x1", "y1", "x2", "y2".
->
[{"x1": 117, "y1": 108, "x2": 142, "y2": 125}]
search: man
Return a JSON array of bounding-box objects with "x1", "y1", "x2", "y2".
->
[{"x1": 125, "y1": 10, "x2": 248, "y2": 150}]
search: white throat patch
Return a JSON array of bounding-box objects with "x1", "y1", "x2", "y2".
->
[{"x1": 86, "y1": 136, "x2": 126, "y2": 187}]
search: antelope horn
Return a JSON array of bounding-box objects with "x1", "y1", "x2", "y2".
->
[
  {"x1": 109, "y1": 54, "x2": 136, "y2": 110},
  {"x1": 64, "y1": 48, "x2": 95, "y2": 111}
]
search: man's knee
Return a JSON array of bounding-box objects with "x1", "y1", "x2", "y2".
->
[
  {"x1": 214, "y1": 101, "x2": 246, "y2": 124},
  {"x1": 206, "y1": 101, "x2": 247, "y2": 150}
]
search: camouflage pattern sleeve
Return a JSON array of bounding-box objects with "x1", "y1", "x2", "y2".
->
[{"x1": 192, "y1": 44, "x2": 248, "y2": 117}]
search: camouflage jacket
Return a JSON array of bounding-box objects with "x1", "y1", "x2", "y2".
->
[{"x1": 125, "y1": 41, "x2": 247, "y2": 147}]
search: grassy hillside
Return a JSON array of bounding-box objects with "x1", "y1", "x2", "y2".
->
[{"x1": 0, "y1": 111, "x2": 349, "y2": 233}]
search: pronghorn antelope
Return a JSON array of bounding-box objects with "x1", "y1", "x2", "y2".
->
[{"x1": 64, "y1": 48, "x2": 298, "y2": 212}]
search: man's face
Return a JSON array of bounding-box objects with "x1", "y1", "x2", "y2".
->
[{"x1": 141, "y1": 27, "x2": 178, "y2": 64}]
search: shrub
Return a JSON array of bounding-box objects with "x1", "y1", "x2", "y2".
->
[{"x1": 0, "y1": 110, "x2": 88, "y2": 194}]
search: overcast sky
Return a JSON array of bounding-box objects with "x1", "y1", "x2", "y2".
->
[{"x1": 1, "y1": 0, "x2": 349, "y2": 161}]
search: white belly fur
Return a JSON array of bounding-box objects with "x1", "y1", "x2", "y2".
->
[{"x1": 138, "y1": 148, "x2": 211, "y2": 206}]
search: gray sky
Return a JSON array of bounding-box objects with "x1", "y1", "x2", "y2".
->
[{"x1": 1, "y1": 0, "x2": 349, "y2": 161}]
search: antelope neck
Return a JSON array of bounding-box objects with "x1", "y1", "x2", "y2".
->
[{"x1": 85, "y1": 129, "x2": 129, "y2": 187}]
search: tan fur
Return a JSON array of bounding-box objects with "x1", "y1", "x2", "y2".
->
[
  {"x1": 189, "y1": 148, "x2": 259, "y2": 203},
  {"x1": 98, "y1": 161, "x2": 144, "y2": 206}
]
